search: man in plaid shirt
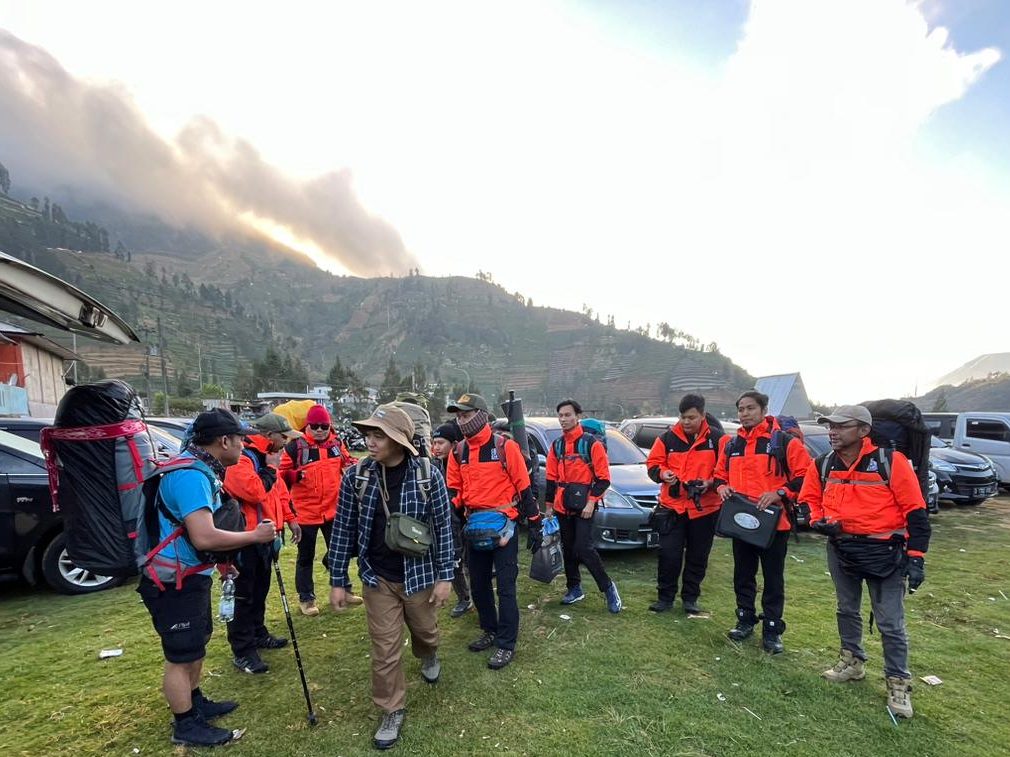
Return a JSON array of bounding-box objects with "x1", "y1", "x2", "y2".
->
[{"x1": 329, "y1": 405, "x2": 454, "y2": 750}]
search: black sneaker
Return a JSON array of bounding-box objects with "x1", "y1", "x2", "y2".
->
[
  {"x1": 467, "y1": 631, "x2": 496, "y2": 652},
  {"x1": 255, "y1": 634, "x2": 289, "y2": 650},
  {"x1": 488, "y1": 647, "x2": 514, "y2": 670},
  {"x1": 171, "y1": 712, "x2": 234, "y2": 747},
  {"x1": 450, "y1": 599, "x2": 473, "y2": 618},
  {"x1": 193, "y1": 693, "x2": 239, "y2": 721},
  {"x1": 233, "y1": 653, "x2": 269, "y2": 674},
  {"x1": 683, "y1": 600, "x2": 705, "y2": 615},
  {"x1": 727, "y1": 608, "x2": 757, "y2": 642},
  {"x1": 649, "y1": 600, "x2": 674, "y2": 613}
]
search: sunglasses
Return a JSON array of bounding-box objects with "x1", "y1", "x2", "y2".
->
[{"x1": 309, "y1": 423, "x2": 330, "y2": 431}]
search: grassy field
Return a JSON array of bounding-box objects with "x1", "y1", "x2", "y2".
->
[{"x1": 3, "y1": 498, "x2": 1010, "y2": 757}]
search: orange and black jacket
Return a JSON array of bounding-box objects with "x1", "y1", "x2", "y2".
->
[
  {"x1": 713, "y1": 416, "x2": 812, "y2": 531},
  {"x1": 798, "y1": 437, "x2": 930, "y2": 556},
  {"x1": 278, "y1": 432, "x2": 355, "y2": 525},
  {"x1": 224, "y1": 435, "x2": 295, "y2": 532},
  {"x1": 544, "y1": 425, "x2": 610, "y2": 516},
  {"x1": 646, "y1": 418, "x2": 728, "y2": 518},
  {"x1": 445, "y1": 423, "x2": 537, "y2": 521}
]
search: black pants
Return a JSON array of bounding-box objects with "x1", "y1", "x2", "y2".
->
[
  {"x1": 451, "y1": 511, "x2": 470, "y2": 603},
  {"x1": 467, "y1": 534, "x2": 519, "y2": 650},
  {"x1": 732, "y1": 530, "x2": 790, "y2": 621},
  {"x1": 295, "y1": 520, "x2": 334, "y2": 601},
  {"x1": 559, "y1": 513, "x2": 611, "y2": 592},
  {"x1": 227, "y1": 544, "x2": 273, "y2": 658},
  {"x1": 656, "y1": 510, "x2": 717, "y2": 603}
]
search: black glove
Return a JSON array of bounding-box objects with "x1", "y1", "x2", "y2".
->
[
  {"x1": 794, "y1": 503, "x2": 812, "y2": 528},
  {"x1": 811, "y1": 518, "x2": 842, "y2": 537},
  {"x1": 905, "y1": 556, "x2": 925, "y2": 593},
  {"x1": 526, "y1": 520, "x2": 543, "y2": 553}
]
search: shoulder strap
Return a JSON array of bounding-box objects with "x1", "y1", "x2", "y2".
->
[
  {"x1": 493, "y1": 433, "x2": 509, "y2": 473},
  {"x1": 576, "y1": 435, "x2": 595, "y2": 466},
  {"x1": 241, "y1": 448, "x2": 261, "y2": 472},
  {"x1": 416, "y1": 456, "x2": 432, "y2": 504},
  {"x1": 552, "y1": 436, "x2": 565, "y2": 461},
  {"x1": 818, "y1": 451, "x2": 835, "y2": 487},
  {"x1": 296, "y1": 437, "x2": 311, "y2": 468},
  {"x1": 877, "y1": 447, "x2": 893, "y2": 485},
  {"x1": 354, "y1": 458, "x2": 373, "y2": 508}
]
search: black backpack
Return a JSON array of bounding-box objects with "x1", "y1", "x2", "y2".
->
[{"x1": 859, "y1": 399, "x2": 931, "y2": 499}]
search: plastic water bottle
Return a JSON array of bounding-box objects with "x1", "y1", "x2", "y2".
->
[{"x1": 219, "y1": 577, "x2": 236, "y2": 623}]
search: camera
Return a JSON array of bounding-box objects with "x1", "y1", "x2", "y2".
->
[{"x1": 684, "y1": 480, "x2": 706, "y2": 512}]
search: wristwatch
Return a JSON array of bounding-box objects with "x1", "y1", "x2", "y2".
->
[{"x1": 776, "y1": 488, "x2": 788, "y2": 502}]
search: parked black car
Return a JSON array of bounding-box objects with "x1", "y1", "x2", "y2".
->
[
  {"x1": 0, "y1": 428, "x2": 122, "y2": 594},
  {"x1": 522, "y1": 417, "x2": 660, "y2": 551},
  {"x1": 929, "y1": 436, "x2": 999, "y2": 505}
]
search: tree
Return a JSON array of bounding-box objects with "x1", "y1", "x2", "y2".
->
[
  {"x1": 0, "y1": 161, "x2": 10, "y2": 195},
  {"x1": 200, "y1": 383, "x2": 227, "y2": 399},
  {"x1": 378, "y1": 357, "x2": 402, "y2": 403},
  {"x1": 932, "y1": 389, "x2": 948, "y2": 412}
]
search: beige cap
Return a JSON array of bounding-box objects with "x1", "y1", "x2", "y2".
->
[
  {"x1": 817, "y1": 405, "x2": 872, "y2": 426},
  {"x1": 352, "y1": 404, "x2": 418, "y2": 455}
]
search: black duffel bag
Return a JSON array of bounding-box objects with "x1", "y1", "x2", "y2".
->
[
  {"x1": 562, "y1": 482, "x2": 591, "y2": 513},
  {"x1": 715, "y1": 494, "x2": 781, "y2": 550},
  {"x1": 831, "y1": 535, "x2": 906, "y2": 579}
]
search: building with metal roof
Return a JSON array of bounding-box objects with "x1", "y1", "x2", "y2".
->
[{"x1": 754, "y1": 373, "x2": 813, "y2": 419}]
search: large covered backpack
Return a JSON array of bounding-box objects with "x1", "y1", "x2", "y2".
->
[
  {"x1": 768, "y1": 415, "x2": 803, "y2": 477},
  {"x1": 41, "y1": 380, "x2": 158, "y2": 578},
  {"x1": 391, "y1": 400, "x2": 432, "y2": 457},
  {"x1": 860, "y1": 399, "x2": 931, "y2": 499}
]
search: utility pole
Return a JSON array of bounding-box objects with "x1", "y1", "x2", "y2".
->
[
  {"x1": 71, "y1": 333, "x2": 78, "y2": 385},
  {"x1": 141, "y1": 324, "x2": 153, "y2": 407},
  {"x1": 157, "y1": 316, "x2": 170, "y2": 415},
  {"x1": 197, "y1": 341, "x2": 203, "y2": 389}
]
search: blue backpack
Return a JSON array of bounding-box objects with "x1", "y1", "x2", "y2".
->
[{"x1": 551, "y1": 419, "x2": 607, "y2": 467}]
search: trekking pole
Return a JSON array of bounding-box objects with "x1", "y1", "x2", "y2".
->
[{"x1": 272, "y1": 553, "x2": 318, "y2": 726}]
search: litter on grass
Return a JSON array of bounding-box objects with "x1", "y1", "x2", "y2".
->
[
  {"x1": 742, "y1": 707, "x2": 761, "y2": 720},
  {"x1": 559, "y1": 614, "x2": 571, "y2": 621},
  {"x1": 98, "y1": 648, "x2": 123, "y2": 659},
  {"x1": 920, "y1": 675, "x2": 943, "y2": 686},
  {"x1": 790, "y1": 555, "x2": 804, "y2": 563},
  {"x1": 717, "y1": 693, "x2": 726, "y2": 702},
  {"x1": 886, "y1": 708, "x2": 899, "y2": 727}
]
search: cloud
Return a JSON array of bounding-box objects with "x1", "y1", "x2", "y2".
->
[{"x1": 0, "y1": 28, "x2": 414, "y2": 276}]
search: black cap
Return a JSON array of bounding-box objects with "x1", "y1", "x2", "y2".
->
[
  {"x1": 191, "y1": 409, "x2": 256, "y2": 439},
  {"x1": 446, "y1": 393, "x2": 489, "y2": 413},
  {"x1": 556, "y1": 398, "x2": 582, "y2": 414},
  {"x1": 433, "y1": 422, "x2": 463, "y2": 444}
]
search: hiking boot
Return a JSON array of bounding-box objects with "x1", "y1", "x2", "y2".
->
[
  {"x1": 299, "y1": 599, "x2": 320, "y2": 616},
  {"x1": 374, "y1": 709, "x2": 406, "y2": 750},
  {"x1": 255, "y1": 633, "x2": 288, "y2": 650},
  {"x1": 171, "y1": 712, "x2": 234, "y2": 747},
  {"x1": 761, "y1": 618, "x2": 785, "y2": 654},
  {"x1": 420, "y1": 654, "x2": 441, "y2": 683},
  {"x1": 192, "y1": 692, "x2": 238, "y2": 721},
  {"x1": 488, "y1": 647, "x2": 515, "y2": 670},
  {"x1": 450, "y1": 598, "x2": 473, "y2": 618},
  {"x1": 822, "y1": 649, "x2": 866, "y2": 682},
  {"x1": 648, "y1": 599, "x2": 674, "y2": 613},
  {"x1": 346, "y1": 592, "x2": 364, "y2": 606},
  {"x1": 604, "y1": 582, "x2": 623, "y2": 614},
  {"x1": 682, "y1": 600, "x2": 705, "y2": 615},
  {"x1": 232, "y1": 652, "x2": 269, "y2": 675},
  {"x1": 467, "y1": 631, "x2": 496, "y2": 652},
  {"x1": 886, "y1": 676, "x2": 914, "y2": 719},
  {"x1": 727, "y1": 608, "x2": 757, "y2": 642},
  {"x1": 561, "y1": 585, "x2": 585, "y2": 605}
]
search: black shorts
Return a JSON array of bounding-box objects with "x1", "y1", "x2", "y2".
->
[{"x1": 138, "y1": 574, "x2": 214, "y2": 664}]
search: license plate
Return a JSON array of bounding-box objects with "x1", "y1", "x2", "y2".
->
[
  {"x1": 973, "y1": 485, "x2": 997, "y2": 497},
  {"x1": 646, "y1": 531, "x2": 659, "y2": 547}
]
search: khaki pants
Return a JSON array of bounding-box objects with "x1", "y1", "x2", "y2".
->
[{"x1": 363, "y1": 578, "x2": 440, "y2": 713}]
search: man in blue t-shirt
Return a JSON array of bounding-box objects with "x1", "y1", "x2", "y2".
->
[{"x1": 137, "y1": 409, "x2": 277, "y2": 748}]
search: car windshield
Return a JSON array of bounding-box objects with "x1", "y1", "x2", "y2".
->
[
  {"x1": 0, "y1": 428, "x2": 43, "y2": 459},
  {"x1": 930, "y1": 436, "x2": 949, "y2": 449},
  {"x1": 543, "y1": 428, "x2": 646, "y2": 465},
  {"x1": 148, "y1": 421, "x2": 189, "y2": 441},
  {"x1": 803, "y1": 433, "x2": 832, "y2": 457}
]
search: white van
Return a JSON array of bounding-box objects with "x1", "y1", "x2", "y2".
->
[{"x1": 946, "y1": 412, "x2": 1010, "y2": 485}]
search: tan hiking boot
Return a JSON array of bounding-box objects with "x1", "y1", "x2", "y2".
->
[
  {"x1": 886, "y1": 676, "x2": 913, "y2": 719},
  {"x1": 299, "y1": 599, "x2": 320, "y2": 616},
  {"x1": 822, "y1": 649, "x2": 866, "y2": 682}
]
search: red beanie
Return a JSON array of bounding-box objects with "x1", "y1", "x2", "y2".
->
[{"x1": 306, "y1": 405, "x2": 331, "y2": 426}]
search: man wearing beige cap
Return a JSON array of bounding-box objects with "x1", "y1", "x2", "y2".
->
[
  {"x1": 223, "y1": 412, "x2": 302, "y2": 675},
  {"x1": 328, "y1": 404, "x2": 454, "y2": 750},
  {"x1": 798, "y1": 404, "x2": 930, "y2": 719}
]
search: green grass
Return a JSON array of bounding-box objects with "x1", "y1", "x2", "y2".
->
[{"x1": 3, "y1": 499, "x2": 1010, "y2": 756}]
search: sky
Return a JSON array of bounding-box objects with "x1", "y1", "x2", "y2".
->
[{"x1": 0, "y1": 0, "x2": 1007, "y2": 404}]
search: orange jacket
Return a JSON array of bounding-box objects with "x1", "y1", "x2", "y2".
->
[
  {"x1": 446, "y1": 423, "x2": 533, "y2": 520},
  {"x1": 545, "y1": 425, "x2": 610, "y2": 515},
  {"x1": 798, "y1": 437, "x2": 929, "y2": 554},
  {"x1": 278, "y1": 432, "x2": 355, "y2": 525},
  {"x1": 223, "y1": 435, "x2": 294, "y2": 531},
  {"x1": 646, "y1": 418, "x2": 727, "y2": 518},
  {"x1": 713, "y1": 416, "x2": 812, "y2": 531}
]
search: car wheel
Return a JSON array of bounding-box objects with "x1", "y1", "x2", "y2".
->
[{"x1": 40, "y1": 533, "x2": 122, "y2": 595}]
